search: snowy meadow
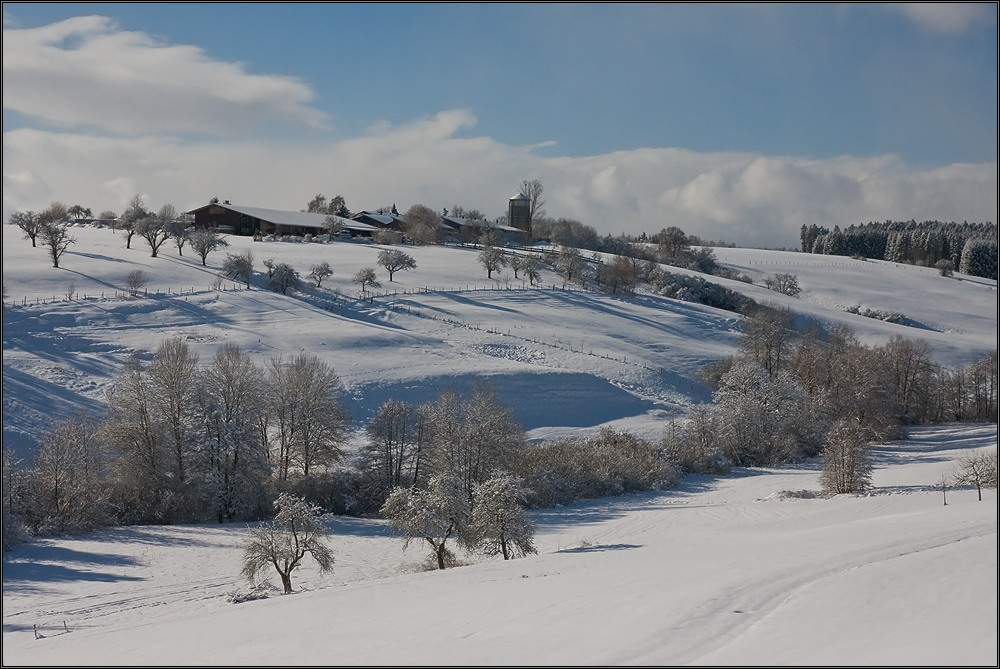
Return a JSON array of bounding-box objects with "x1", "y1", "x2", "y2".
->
[{"x1": 2, "y1": 222, "x2": 997, "y2": 665}]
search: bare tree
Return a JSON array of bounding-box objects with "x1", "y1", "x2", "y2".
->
[
  {"x1": 377, "y1": 249, "x2": 417, "y2": 282},
  {"x1": 468, "y1": 472, "x2": 537, "y2": 560},
  {"x1": 222, "y1": 251, "x2": 254, "y2": 287},
  {"x1": 9, "y1": 211, "x2": 44, "y2": 247},
  {"x1": 352, "y1": 267, "x2": 380, "y2": 294},
  {"x1": 120, "y1": 195, "x2": 148, "y2": 249},
  {"x1": 124, "y1": 269, "x2": 149, "y2": 297},
  {"x1": 190, "y1": 229, "x2": 230, "y2": 266},
  {"x1": 381, "y1": 475, "x2": 471, "y2": 569},
  {"x1": 819, "y1": 419, "x2": 873, "y2": 495},
  {"x1": 307, "y1": 262, "x2": 333, "y2": 288},
  {"x1": 519, "y1": 179, "x2": 545, "y2": 226},
  {"x1": 242, "y1": 493, "x2": 335, "y2": 593},
  {"x1": 137, "y1": 216, "x2": 171, "y2": 258},
  {"x1": 267, "y1": 354, "x2": 351, "y2": 482},
  {"x1": 951, "y1": 448, "x2": 998, "y2": 501},
  {"x1": 40, "y1": 221, "x2": 76, "y2": 268},
  {"x1": 39, "y1": 201, "x2": 69, "y2": 224}
]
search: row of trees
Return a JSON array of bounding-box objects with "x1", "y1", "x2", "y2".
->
[
  {"x1": 800, "y1": 221, "x2": 998, "y2": 280},
  {"x1": 9, "y1": 196, "x2": 233, "y2": 269}
]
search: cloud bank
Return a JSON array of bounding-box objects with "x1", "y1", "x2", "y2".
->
[
  {"x1": 3, "y1": 17, "x2": 996, "y2": 249},
  {"x1": 2, "y1": 16, "x2": 327, "y2": 135}
]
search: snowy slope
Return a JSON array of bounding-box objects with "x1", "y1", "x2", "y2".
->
[
  {"x1": 4, "y1": 225, "x2": 995, "y2": 456},
  {"x1": 3, "y1": 424, "x2": 996, "y2": 665}
]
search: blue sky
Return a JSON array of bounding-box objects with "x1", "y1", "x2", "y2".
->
[{"x1": 3, "y1": 3, "x2": 997, "y2": 246}]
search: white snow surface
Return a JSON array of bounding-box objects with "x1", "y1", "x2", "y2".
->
[
  {"x1": 3, "y1": 425, "x2": 996, "y2": 666},
  {"x1": 3, "y1": 225, "x2": 995, "y2": 454},
  {"x1": 3, "y1": 225, "x2": 998, "y2": 665}
]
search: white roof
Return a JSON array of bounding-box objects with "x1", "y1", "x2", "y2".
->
[
  {"x1": 199, "y1": 203, "x2": 374, "y2": 232},
  {"x1": 442, "y1": 216, "x2": 522, "y2": 234}
]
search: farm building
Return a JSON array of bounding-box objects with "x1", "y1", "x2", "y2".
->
[{"x1": 186, "y1": 202, "x2": 375, "y2": 237}]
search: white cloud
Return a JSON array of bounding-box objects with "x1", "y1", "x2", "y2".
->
[
  {"x1": 891, "y1": 3, "x2": 995, "y2": 35},
  {"x1": 3, "y1": 111, "x2": 996, "y2": 248},
  {"x1": 1, "y1": 16, "x2": 327, "y2": 135}
]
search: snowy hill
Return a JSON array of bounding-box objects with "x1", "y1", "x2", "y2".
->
[
  {"x1": 3, "y1": 224, "x2": 995, "y2": 456},
  {"x1": 2, "y1": 224, "x2": 997, "y2": 665}
]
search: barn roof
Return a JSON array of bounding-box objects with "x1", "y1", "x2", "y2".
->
[{"x1": 187, "y1": 203, "x2": 374, "y2": 233}]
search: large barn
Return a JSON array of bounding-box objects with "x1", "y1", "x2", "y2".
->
[{"x1": 186, "y1": 201, "x2": 375, "y2": 237}]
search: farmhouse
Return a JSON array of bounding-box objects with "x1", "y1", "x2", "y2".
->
[{"x1": 186, "y1": 201, "x2": 375, "y2": 237}]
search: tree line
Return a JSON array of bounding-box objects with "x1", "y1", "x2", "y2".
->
[
  {"x1": 800, "y1": 220, "x2": 998, "y2": 280},
  {"x1": 4, "y1": 306, "x2": 996, "y2": 553}
]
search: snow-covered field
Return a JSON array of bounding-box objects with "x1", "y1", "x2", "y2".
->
[
  {"x1": 3, "y1": 424, "x2": 996, "y2": 665},
  {"x1": 3, "y1": 223, "x2": 997, "y2": 665},
  {"x1": 3, "y1": 224, "x2": 995, "y2": 454}
]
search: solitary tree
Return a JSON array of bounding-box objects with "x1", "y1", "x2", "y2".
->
[
  {"x1": 469, "y1": 472, "x2": 537, "y2": 560},
  {"x1": 951, "y1": 448, "x2": 998, "y2": 501},
  {"x1": 403, "y1": 204, "x2": 441, "y2": 245},
  {"x1": 137, "y1": 216, "x2": 171, "y2": 258},
  {"x1": 124, "y1": 270, "x2": 149, "y2": 297},
  {"x1": 381, "y1": 475, "x2": 471, "y2": 569},
  {"x1": 40, "y1": 222, "x2": 76, "y2": 268},
  {"x1": 764, "y1": 273, "x2": 802, "y2": 297},
  {"x1": 190, "y1": 229, "x2": 230, "y2": 266},
  {"x1": 377, "y1": 249, "x2": 417, "y2": 282},
  {"x1": 479, "y1": 245, "x2": 506, "y2": 279},
  {"x1": 9, "y1": 211, "x2": 44, "y2": 247},
  {"x1": 819, "y1": 419, "x2": 873, "y2": 495},
  {"x1": 268, "y1": 263, "x2": 301, "y2": 294},
  {"x1": 307, "y1": 261, "x2": 333, "y2": 288},
  {"x1": 222, "y1": 251, "x2": 254, "y2": 287},
  {"x1": 120, "y1": 195, "x2": 148, "y2": 249},
  {"x1": 555, "y1": 246, "x2": 584, "y2": 282},
  {"x1": 241, "y1": 493, "x2": 335, "y2": 594},
  {"x1": 352, "y1": 267, "x2": 380, "y2": 294}
]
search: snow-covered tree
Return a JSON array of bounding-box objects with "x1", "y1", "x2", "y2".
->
[
  {"x1": 381, "y1": 474, "x2": 470, "y2": 569},
  {"x1": 478, "y1": 245, "x2": 506, "y2": 279},
  {"x1": 763, "y1": 273, "x2": 801, "y2": 297},
  {"x1": 363, "y1": 399, "x2": 422, "y2": 497},
  {"x1": 30, "y1": 412, "x2": 110, "y2": 534},
  {"x1": 352, "y1": 267, "x2": 380, "y2": 294},
  {"x1": 469, "y1": 472, "x2": 536, "y2": 560},
  {"x1": 198, "y1": 344, "x2": 270, "y2": 522},
  {"x1": 266, "y1": 354, "x2": 351, "y2": 482},
  {"x1": 819, "y1": 419, "x2": 872, "y2": 495},
  {"x1": 307, "y1": 261, "x2": 333, "y2": 288},
  {"x1": 268, "y1": 263, "x2": 301, "y2": 294},
  {"x1": 190, "y1": 229, "x2": 229, "y2": 266},
  {"x1": 222, "y1": 251, "x2": 254, "y2": 287},
  {"x1": 242, "y1": 493, "x2": 334, "y2": 593},
  {"x1": 713, "y1": 358, "x2": 809, "y2": 466},
  {"x1": 377, "y1": 249, "x2": 417, "y2": 282}
]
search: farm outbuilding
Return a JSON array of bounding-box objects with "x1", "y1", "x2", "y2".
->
[{"x1": 186, "y1": 202, "x2": 374, "y2": 237}]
